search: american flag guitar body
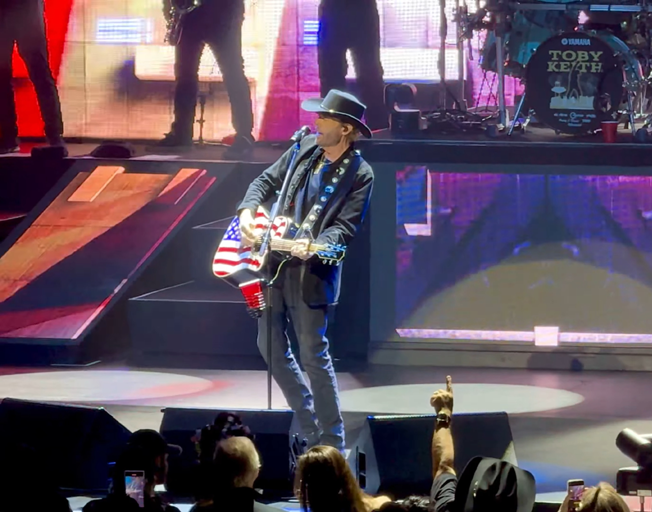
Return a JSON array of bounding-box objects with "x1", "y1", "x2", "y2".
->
[{"x1": 212, "y1": 206, "x2": 345, "y2": 316}]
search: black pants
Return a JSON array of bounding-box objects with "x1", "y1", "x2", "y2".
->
[
  {"x1": 257, "y1": 265, "x2": 344, "y2": 450},
  {"x1": 172, "y1": 4, "x2": 253, "y2": 140},
  {"x1": 318, "y1": 0, "x2": 387, "y2": 130},
  {"x1": 0, "y1": 0, "x2": 63, "y2": 143}
]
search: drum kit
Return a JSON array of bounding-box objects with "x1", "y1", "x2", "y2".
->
[{"x1": 459, "y1": 0, "x2": 652, "y2": 136}]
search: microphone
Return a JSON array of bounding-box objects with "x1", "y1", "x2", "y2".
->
[{"x1": 290, "y1": 125, "x2": 312, "y2": 142}]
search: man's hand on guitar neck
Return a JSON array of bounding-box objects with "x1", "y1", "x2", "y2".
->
[
  {"x1": 239, "y1": 209, "x2": 257, "y2": 247},
  {"x1": 291, "y1": 239, "x2": 314, "y2": 260}
]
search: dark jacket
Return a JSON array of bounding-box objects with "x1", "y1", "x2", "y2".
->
[
  {"x1": 83, "y1": 494, "x2": 181, "y2": 512},
  {"x1": 190, "y1": 488, "x2": 279, "y2": 512},
  {"x1": 238, "y1": 135, "x2": 374, "y2": 306}
]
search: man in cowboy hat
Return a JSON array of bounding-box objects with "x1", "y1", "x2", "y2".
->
[
  {"x1": 236, "y1": 89, "x2": 374, "y2": 451},
  {"x1": 430, "y1": 377, "x2": 536, "y2": 512}
]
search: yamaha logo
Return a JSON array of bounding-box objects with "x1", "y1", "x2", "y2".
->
[{"x1": 561, "y1": 38, "x2": 591, "y2": 46}]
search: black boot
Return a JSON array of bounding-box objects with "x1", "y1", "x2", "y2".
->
[
  {"x1": 223, "y1": 134, "x2": 255, "y2": 160},
  {"x1": 157, "y1": 131, "x2": 193, "y2": 148},
  {"x1": 0, "y1": 138, "x2": 19, "y2": 155},
  {"x1": 47, "y1": 135, "x2": 69, "y2": 157}
]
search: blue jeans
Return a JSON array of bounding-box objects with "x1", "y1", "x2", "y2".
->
[{"x1": 257, "y1": 264, "x2": 345, "y2": 450}]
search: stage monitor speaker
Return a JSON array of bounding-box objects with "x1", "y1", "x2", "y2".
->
[
  {"x1": 0, "y1": 398, "x2": 131, "y2": 492},
  {"x1": 348, "y1": 412, "x2": 517, "y2": 498},
  {"x1": 160, "y1": 408, "x2": 297, "y2": 498}
]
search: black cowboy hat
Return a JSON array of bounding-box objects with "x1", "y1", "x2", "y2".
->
[
  {"x1": 455, "y1": 457, "x2": 536, "y2": 512},
  {"x1": 301, "y1": 89, "x2": 372, "y2": 139},
  {"x1": 127, "y1": 429, "x2": 182, "y2": 457}
]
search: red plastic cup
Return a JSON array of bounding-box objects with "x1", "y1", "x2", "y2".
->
[{"x1": 601, "y1": 121, "x2": 618, "y2": 143}]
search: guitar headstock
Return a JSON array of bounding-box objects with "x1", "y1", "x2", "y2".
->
[{"x1": 314, "y1": 244, "x2": 346, "y2": 265}]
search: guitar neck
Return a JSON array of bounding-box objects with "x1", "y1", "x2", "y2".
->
[{"x1": 269, "y1": 239, "x2": 326, "y2": 254}]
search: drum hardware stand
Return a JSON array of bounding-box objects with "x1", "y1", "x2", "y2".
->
[
  {"x1": 618, "y1": 53, "x2": 639, "y2": 135},
  {"x1": 454, "y1": 0, "x2": 467, "y2": 110},
  {"x1": 489, "y1": 0, "x2": 511, "y2": 128},
  {"x1": 439, "y1": 0, "x2": 449, "y2": 109},
  {"x1": 430, "y1": 0, "x2": 482, "y2": 130},
  {"x1": 626, "y1": 87, "x2": 638, "y2": 134},
  {"x1": 507, "y1": 92, "x2": 533, "y2": 135}
]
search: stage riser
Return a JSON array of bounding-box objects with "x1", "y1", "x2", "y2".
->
[
  {"x1": 0, "y1": 161, "x2": 222, "y2": 365},
  {"x1": 190, "y1": 223, "x2": 227, "y2": 283},
  {"x1": 128, "y1": 283, "x2": 262, "y2": 367},
  {"x1": 3, "y1": 145, "x2": 652, "y2": 369},
  {"x1": 370, "y1": 343, "x2": 652, "y2": 372}
]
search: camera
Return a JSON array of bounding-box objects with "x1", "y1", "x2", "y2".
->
[{"x1": 615, "y1": 429, "x2": 652, "y2": 497}]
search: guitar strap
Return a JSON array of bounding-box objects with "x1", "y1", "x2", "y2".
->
[{"x1": 294, "y1": 148, "x2": 362, "y2": 240}]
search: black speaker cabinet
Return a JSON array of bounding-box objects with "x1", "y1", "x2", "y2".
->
[
  {"x1": 0, "y1": 398, "x2": 131, "y2": 492},
  {"x1": 348, "y1": 412, "x2": 516, "y2": 498}
]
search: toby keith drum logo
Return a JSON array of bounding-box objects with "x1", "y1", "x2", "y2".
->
[{"x1": 547, "y1": 50, "x2": 604, "y2": 73}]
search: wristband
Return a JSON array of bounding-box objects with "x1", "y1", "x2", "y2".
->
[{"x1": 436, "y1": 412, "x2": 451, "y2": 428}]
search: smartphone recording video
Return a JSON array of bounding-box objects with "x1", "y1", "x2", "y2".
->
[
  {"x1": 567, "y1": 479, "x2": 584, "y2": 512},
  {"x1": 125, "y1": 470, "x2": 145, "y2": 508}
]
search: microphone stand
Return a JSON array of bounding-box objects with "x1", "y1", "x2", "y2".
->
[{"x1": 258, "y1": 137, "x2": 304, "y2": 410}]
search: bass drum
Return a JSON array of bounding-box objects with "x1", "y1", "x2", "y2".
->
[
  {"x1": 599, "y1": 31, "x2": 644, "y2": 90},
  {"x1": 525, "y1": 31, "x2": 641, "y2": 134}
]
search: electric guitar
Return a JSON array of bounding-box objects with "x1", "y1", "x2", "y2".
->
[
  {"x1": 212, "y1": 206, "x2": 346, "y2": 315},
  {"x1": 164, "y1": 0, "x2": 202, "y2": 46}
]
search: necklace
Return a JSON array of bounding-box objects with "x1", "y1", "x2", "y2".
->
[{"x1": 313, "y1": 155, "x2": 329, "y2": 175}]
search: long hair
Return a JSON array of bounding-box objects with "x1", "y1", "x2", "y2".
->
[
  {"x1": 580, "y1": 483, "x2": 629, "y2": 512},
  {"x1": 295, "y1": 446, "x2": 367, "y2": 512}
]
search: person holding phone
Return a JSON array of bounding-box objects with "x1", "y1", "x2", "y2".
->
[
  {"x1": 84, "y1": 430, "x2": 182, "y2": 512},
  {"x1": 125, "y1": 470, "x2": 147, "y2": 509},
  {"x1": 557, "y1": 482, "x2": 629, "y2": 512}
]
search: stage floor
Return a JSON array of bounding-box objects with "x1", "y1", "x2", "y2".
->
[
  {"x1": 0, "y1": 364, "x2": 648, "y2": 499},
  {"x1": 1, "y1": 122, "x2": 645, "y2": 165}
]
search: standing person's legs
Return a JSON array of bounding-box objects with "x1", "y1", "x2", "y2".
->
[
  {"x1": 285, "y1": 266, "x2": 344, "y2": 450},
  {"x1": 167, "y1": 19, "x2": 205, "y2": 144},
  {"x1": 350, "y1": 0, "x2": 388, "y2": 130},
  {"x1": 14, "y1": 0, "x2": 64, "y2": 144},
  {"x1": 317, "y1": 1, "x2": 350, "y2": 97},
  {"x1": 0, "y1": 3, "x2": 18, "y2": 149},
  {"x1": 257, "y1": 276, "x2": 321, "y2": 446},
  {"x1": 206, "y1": 9, "x2": 254, "y2": 140}
]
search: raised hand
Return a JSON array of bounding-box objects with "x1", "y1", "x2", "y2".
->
[{"x1": 430, "y1": 375, "x2": 454, "y2": 415}]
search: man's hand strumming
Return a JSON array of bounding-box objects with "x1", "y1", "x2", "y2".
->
[{"x1": 239, "y1": 209, "x2": 257, "y2": 247}]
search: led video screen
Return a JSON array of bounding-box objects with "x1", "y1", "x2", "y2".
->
[
  {"x1": 12, "y1": 0, "x2": 522, "y2": 141},
  {"x1": 371, "y1": 164, "x2": 652, "y2": 346}
]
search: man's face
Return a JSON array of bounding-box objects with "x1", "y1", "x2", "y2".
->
[{"x1": 315, "y1": 114, "x2": 350, "y2": 148}]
